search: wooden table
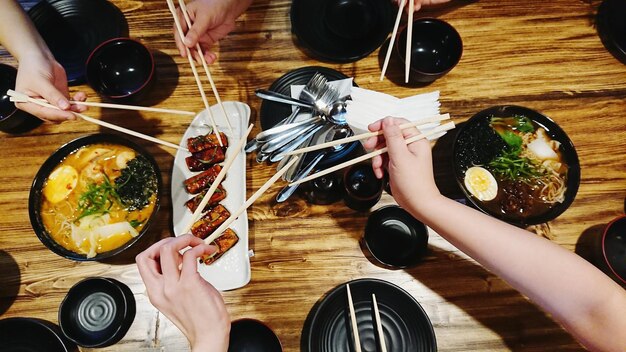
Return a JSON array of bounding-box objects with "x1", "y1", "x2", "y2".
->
[{"x1": 1, "y1": 0, "x2": 625, "y2": 350}]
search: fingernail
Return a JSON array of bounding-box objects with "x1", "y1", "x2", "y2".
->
[
  {"x1": 58, "y1": 99, "x2": 70, "y2": 110},
  {"x1": 183, "y1": 37, "x2": 192, "y2": 46}
]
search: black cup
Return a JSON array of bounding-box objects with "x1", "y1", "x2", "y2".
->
[
  {"x1": 342, "y1": 163, "x2": 383, "y2": 211},
  {"x1": 302, "y1": 171, "x2": 343, "y2": 205},
  {"x1": 0, "y1": 64, "x2": 42, "y2": 134}
]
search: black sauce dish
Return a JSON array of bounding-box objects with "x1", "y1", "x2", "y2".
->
[
  {"x1": 28, "y1": 133, "x2": 162, "y2": 261},
  {"x1": 0, "y1": 317, "x2": 77, "y2": 352},
  {"x1": 59, "y1": 277, "x2": 135, "y2": 348},
  {"x1": 452, "y1": 105, "x2": 580, "y2": 226},
  {"x1": 0, "y1": 64, "x2": 42, "y2": 134},
  {"x1": 602, "y1": 215, "x2": 626, "y2": 284},
  {"x1": 342, "y1": 163, "x2": 383, "y2": 212},
  {"x1": 364, "y1": 205, "x2": 429, "y2": 268},
  {"x1": 596, "y1": 0, "x2": 626, "y2": 65},
  {"x1": 228, "y1": 319, "x2": 283, "y2": 352},
  {"x1": 86, "y1": 38, "x2": 155, "y2": 101},
  {"x1": 395, "y1": 18, "x2": 463, "y2": 83}
]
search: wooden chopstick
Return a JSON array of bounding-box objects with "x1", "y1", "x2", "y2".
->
[
  {"x1": 289, "y1": 121, "x2": 455, "y2": 186},
  {"x1": 10, "y1": 96, "x2": 195, "y2": 116},
  {"x1": 380, "y1": 0, "x2": 406, "y2": 81},
  {"x1": 346, "y1": 284, "x2": 362, "y2": 352},
  {"x1": 405, "y1": 0, "x2": 414, "y2": 83},
  {"x1": 7, "y1": 90, "x2": 187, "y2": 151},
  {"x1": 177, "y1": 0, "x2": 233, "y2": 135},
  {"x1": 165, "y1": 0, "x2": 223, "y2": 147},
  {"x1": 183, "y1": 124, "x2": 253, "y2": 234},
  {"x1": 372, "y1": 293, "x2": 388, "y2": 352},
  {"x1": 280, "y1": 114, "x2": 450, "y2": 157},
  {"x1": 202, "y1": 156, "x2": 300, "y2": 245}
]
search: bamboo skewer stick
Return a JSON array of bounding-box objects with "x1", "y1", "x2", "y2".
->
[
  {"x1": 280, "y1": 114, "x2": 450, "y2": 157},
  {"x1": 10, "y1": 97, "x2": 195, "y2": 116},
  {"x1": 7, "y1": 90, "x2": 187, "y2": 151},
  {"x1": 346, "y1": 284, "x2": 362, "y2": 352},
  {"x1": 289, "y1": 121, "x2": 455, "y2": 186},
  {"x1": 165, "y1": 0, "x2": 223, "y2": 147},
  {"x1": 203, "y1": 156, "x2": 299, "y2": 245},
  {"x1": 372, "y1": 294, "x2": 388, "y2": 352},
  {"x1": 380, "y1": 0, "x2": 406, "y2": 81},
  {"x1": 177, "y1": 0, "x2": 233, "y2": 135},
  {"x1": 183, "y1": 124, "x2": 253, "y2": 234},
  {"x1": 405, "y1": 0, "x2": 414, "y2": 83}
]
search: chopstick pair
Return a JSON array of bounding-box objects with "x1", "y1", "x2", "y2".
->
[
  {"x1": 165, "y1": 0, "x2": 231, "y2": 146},
  {"x1": 7, "y1": 90, "x2": 186, "y2": 151},
  {"x1": 346, "y1": 284, "x2": 387, "y2": 352},
  {"x1": 380, "y1": 0, "x2": 414, "y2": 83},
  {"x1": 288, "y1": 121, "x2": 456, "y2": 187}
]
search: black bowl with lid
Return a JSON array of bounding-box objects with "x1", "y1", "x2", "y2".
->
[{"x1": 597, "y1": 0, "x2": 626, "y2": 65}]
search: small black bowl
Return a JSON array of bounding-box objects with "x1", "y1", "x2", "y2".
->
[
  {"x1": 228, "y1": 319, "x2": 283, "y2": 352},
  {"x1": 0, "y1": 64, "x2": 42, "y2": 134},
  {"x1": 59, "y1": 277, "x2": 135, "y2": 348},
  {"x1": 364, "y1": 205, "x2": 429, "y2": 268},
  {"x1": 597, "y1": 0, "x2": 626, "y2": 65},
  {"x1": 342, "y1": 163, "x2": 383, "y2": 212},
  {"x1": 86, "y1": 38, "x2": 155, "y2": 101},
  {"x1": 396, "y1": 18, "x2": 463, "y2": 83},
  {"x1": 0, "y1": 317, "x2": 77, "y2": 351},
  {"x1": 28, "y1": 133, "x2": 162, "y2": 261},
  {"x1": 602, "y1": 215, "x2": 626, "y2": 284}
]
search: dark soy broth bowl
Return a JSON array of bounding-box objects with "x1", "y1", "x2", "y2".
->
[
  {"x1": 59, "y1": 277, "x2": 135, "y2": 348},
  {"x1": 228, "y1": 319, "x2": 283, "y2": 352},
  {"x1": 396, "y1": 18, "x2": 462, "y2": 83},
  {"x1": 86, "y1": 38, "x2": 155, "y2": 101},
  {"x1": 452, "y1": 105, "x2": 580, "y2": 226},
  {"x1": 0, "y1": 64, "x2": 42, "y2": 134},
  {"x1": 342, "y1": 163, "x2": 383, "y2": 211},
  {"x1": 364, "y1": 205, "x2": 428, "y2": 268},
  {"x1": 29, "y1": 133, "x2": 162, "y2": 261},
  {"x1": 602, "y1": 215, "x2": 626, "y2": 284}
]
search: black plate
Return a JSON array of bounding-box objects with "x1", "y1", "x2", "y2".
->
[
  {"x1": 259, "y1": 66, "x2": 360, "y2": 168},
  {"x1": 291, "y1": 0, "x2": 394, "y2": 62},
  {"x1": 0, "y1": 317, "x2": 76, "y2": 351},
  {"x1": 302, "y1": 278, "x2": 436, "y2": 351},
  {"x1": 228, "y1": 319, "x2": 283, "y2": 352},
  {"x1": 452, "y1": 105, "x2": 580, "y2": 226},
  {"x1": 28, "y1": 0, "x2": 128, "y2": 85},
  {"x1": 597, "y1": 0, "x2": 626, "y2": 65}
]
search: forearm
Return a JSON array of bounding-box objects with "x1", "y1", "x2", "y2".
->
[
  {"x1": 414, "y1": 195, "x2": 626, "y2": 351},
  {"x1": 0, "y1": 0, "x2": 51, "y2": 62}
]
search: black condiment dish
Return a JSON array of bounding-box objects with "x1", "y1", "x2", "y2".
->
[
  {"x1": 0, "y1": 317, "x2": 77, "y2": 351},
  {"x1": 396, "y1": 18, "x2": 463, "y2": 83},
  {"x1": 59, "y1": 277, "x2": 135, "y2": 348},
  {"x1": 597, "y1": 0, "x2": 626, "y2": 65},
  {"x1": 28, "y1": 133, "x2": 162, "y2": 261},
  {"x1": 86, "y1": 38, "x2": 155, "y2": 101},
  {"x1": 364, "y1": 205, "x2": 429, "y2": 268},
  {"x1": 602, "y1": 215, "x2": 626, "y2": 284},
  {"x1": 0, "y1": 64, "x2": 42, "y2": 134},
  {"x1": 228, "y1": 319, "x2": 283, "y2": 352},
  {"x1": 342, "y1": 163, "x2": 383, "y2": 212}
]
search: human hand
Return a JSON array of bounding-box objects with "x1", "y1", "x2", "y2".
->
[
  {"x1": 173, "y1": 0, "x2": 252, "y2": 64},
  {"x1": 14, "y1": 54, "x2": 87, "y2": 123},
  {"x1": 363, "y1": 117, "x2": 441, "y2": 215},
  {"x1": 393, "y1": 0, "x2": 451, "y2": 12},
  {"x1": 136, "y1": 235, "x2": 230, "y2": 351}
]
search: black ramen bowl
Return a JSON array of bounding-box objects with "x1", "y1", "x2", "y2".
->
[
  {"x1": 364, "y1": 205, "x2": 429, "y2": 268},
  {"x1": 228, "y1": 319, "x2": 283, "y2": 352},
  {"x1": 602, "y1": 215, "x2": 626, "y2": 284},
  {"x1": 597, "y1": 0, "x2": 626, "y2": 65},
  {"x1": 59, "y1": 277, "x2": 135, "y2": 348},
  {"x1": 29, "y1": 133, "x2": 162, "y2": 261},
  {"x1": 452, "y1": 105, "x2": 580, "y2": 226},
  {"x1": 0, "y1": 317, "x2": 77, "y2": 351},
  {"x1": 291, "y1": 0, "x2": 394, "y2": 62},
  {"x1": 86, "y1": 38, "x2": 155, "y2": 101},
  {"x1": 396, "y1": 18, "x2": 463, "y2": 83},
  {"x1": 0, "y1": 64, "x2": 43, "y2": 134}
]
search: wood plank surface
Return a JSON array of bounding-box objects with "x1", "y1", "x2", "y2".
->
[{"x1": 1, "y1": 0, "x2": 625, "y2": 351}]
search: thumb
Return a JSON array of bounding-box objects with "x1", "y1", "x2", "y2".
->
[{"x1": 381, "y1": 118, "x2": 411, "y2": 161}]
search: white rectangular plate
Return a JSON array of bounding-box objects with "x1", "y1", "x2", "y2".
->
[{"x1": 171, "y1": 101, "x2": 251, "y2": 291}]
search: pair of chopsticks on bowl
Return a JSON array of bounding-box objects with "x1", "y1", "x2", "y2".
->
[
  {"x1": 7, "y1": 89, "x2": 187, "y2": 151},
  {"x1": 165, "y1": 0, "x2": 231, "y2": 147},
  {"x1": 380, "y1": 0, "x2": 414, "y2": 83},
  {"x1": 347, "y1": 284, "x2": 387, "y2": 352}
]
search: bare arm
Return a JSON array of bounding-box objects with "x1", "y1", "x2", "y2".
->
[{"x1": 365, "y1": 117, "x2": 626, "y2": 352}]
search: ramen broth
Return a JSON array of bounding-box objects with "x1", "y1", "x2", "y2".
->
[{"x1": 40, "y1": 143, "x2": 157, "y2": 257}]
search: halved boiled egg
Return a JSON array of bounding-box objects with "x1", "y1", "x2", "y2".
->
[
  {"x1": 43, "y1": 165, "x2": 78, "y2": 204},
  {"x1": 464, "y1": 166, "x2": 498, "y2": 201}
]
